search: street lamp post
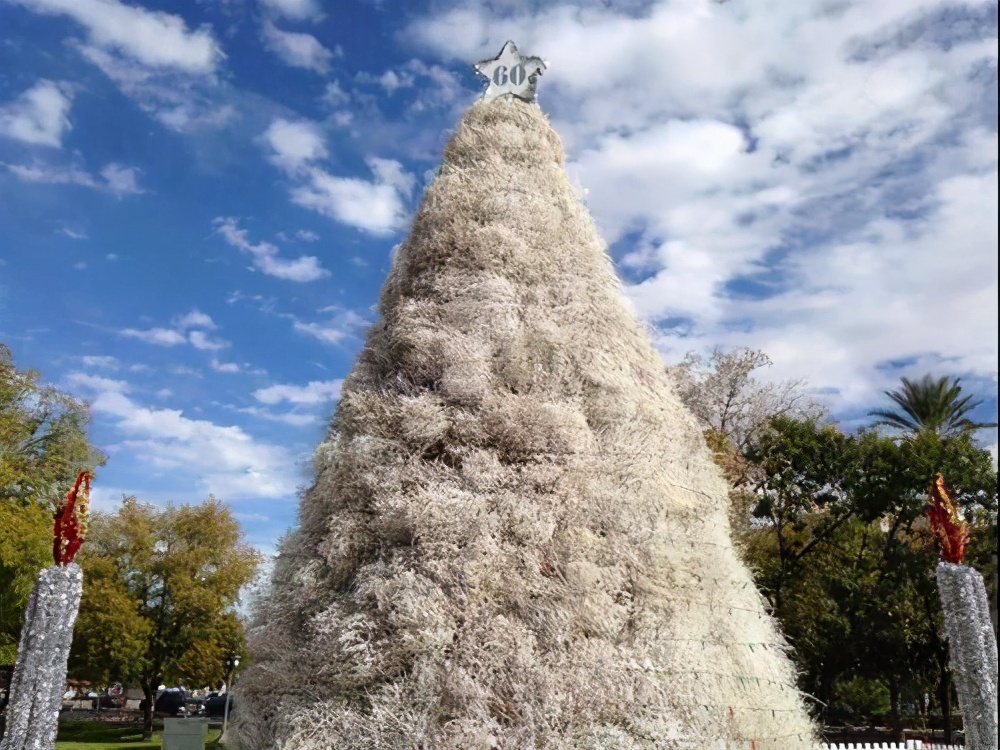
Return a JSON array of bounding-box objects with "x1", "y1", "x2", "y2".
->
[{"x1": 219, "y1": 656, "x2": 240, "y2": 744}]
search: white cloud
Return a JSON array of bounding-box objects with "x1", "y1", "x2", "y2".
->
[
  {"x1": 80, "y1": 355, "x2": 119, "y2": 369},
  {"x1": 172, "y1": 310, "x2": 216, "y2": 330},
  {"x1": 290, "y1": 306, "x2": 369, "y2": 346},
  {"x1": 0, "y1": 80, "x2": 72, "y2": 147},
  {"x1": 120, "y1": 309, "x2": 226, "y2": 349},
  {"x1": 730, "y1": 167, "x2": 999, "y2": 414},
  {"x1": 60, "y1": 227, "x2": 88, "y2": 240},
  {"x1": 254, "y1": 379, "x2": 343, "y2": 406},
  {"x1": 289, "y1": 170, "x2": 408, "y2": 235},
  {"x1": 210, "y1": 358, "x2": 241, "y2": 373},
  {"x1": 213, "y1": 217, "x2": 330, "y2": 282},
  {"x1": 155, "y1": 102, "x2": 236, "y2": 133},
  {"x1": 296, "y1": 229, "x2": 320, "y2": 242},
  {"x1": 120, "y1": 327, "x2": 187, "y2": 346},
  {"x1": 261, "y1": 22, "x2": 333, "y2": 73},
  {"x1": 189, "y1": 330, "x2": 230, "y2": 351},
  {"x1": 237, "y1": 405, "x2": 318, "y2": 427},
  {"x1": 260, "y1": 0, "x2": 322, "y2": 21},
  {"x1": 367, "y1": 157, "x2": 417, "y2": 198},
  {"x1": 67, "y1": 372, "x2": 300, "y2": 499},
  {"x1": 99, "y1": 163, "x2": 143, "y2": 195},
  {"x1": 290, "y1": 320, "x2": 348, "y2": 345},
  {"x1": 378, "y1": 69, "x2": 413, "y2": 93},
  {"x1": 320, "y1": 81, "x2": 350, "y2": 107},
  {"x1": 3, "y1": 160, "x2": 145, "y2": 195},
  {"x1": 69, "y1": 33, "x2": 228, "y2": 134},
  {"x1": 404, "y1": 0, "x2": 998, "y2": 422},
  {"x1": 262, "y1": 118, "x2": 328, "y2": 172},
  {"x1": 261, "y1": 118, "x2": 412, "y2": 235},
  {"x1": 14, "y1": 0, "x2": 221, "y2": 72}
]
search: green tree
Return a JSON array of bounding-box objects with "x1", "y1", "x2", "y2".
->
[
  {"x1": 868, "y1": 374, "x2": 997, "y2": 438},
  {"x1": 0, "y1": 502, "x2": 52, "y2": 664},
  {"x1": 71, "y1": 496, "x2": 261, "y2": 739},
  {"x1": 740, "y1": 415, "x2": 996, "y2": 740},
  {"x1": 0, "y1": 344, "x2": 105, "y2": 665},
  {"x1": 1, "y1": 344, "x2": 104, "y2": 505}
]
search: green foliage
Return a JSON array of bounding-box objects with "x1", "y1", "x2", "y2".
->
[
  {"x1": 0, "y1": 501, "x2": 52, "y2": 663},
  {"x1": 0, "y1": 343, "x2": 105, "y2": 664},
  {"x1": 0, "y1": 344, "x2": 105, "y2": 506},
  {"x1": 70, "y1": 496, "x2": 261, "y2": 738},
  {"x1": 739, "y1": 414, "x2": 997, "y2": 729},
  {"x1": 869, "y1": 374, "x2": 997, "y2": 437},
  {"x1": 832, "y1": 677, "x2": 891, "y2": 724}
]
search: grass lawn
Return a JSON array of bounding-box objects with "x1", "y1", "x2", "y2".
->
[{"x1": 55, "y1": 720, "x2": 223, "y2": 749}]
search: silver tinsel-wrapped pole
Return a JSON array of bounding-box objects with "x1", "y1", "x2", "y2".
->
[
  {"x1": 936, "y1": 562, "x2": 999, "y2": 750},
  {"x1": 0, "y1": 565, "x2": 83, "y2": 750},
  {"x1": 0, "y1": 471, "x2": 91, "y2": 750},
  {"x1": 928, "y1": 475, "x2": 999, "y2": 750}
]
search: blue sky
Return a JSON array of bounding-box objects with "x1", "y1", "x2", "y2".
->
[{"x1": 1, "y1": 0, "x2": 996, "y2": 555}]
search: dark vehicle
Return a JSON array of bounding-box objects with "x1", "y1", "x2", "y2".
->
[
  {"x1": 154, "y1": 688, "x2": 187, "y2": 716},
  {"x1": 204, "y1": 694, "x2": 233, "y2": 718}
]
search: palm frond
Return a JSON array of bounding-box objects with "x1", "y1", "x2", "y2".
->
[{"x1": 868, "y1": 374, "x2": 993, "y2": 437}]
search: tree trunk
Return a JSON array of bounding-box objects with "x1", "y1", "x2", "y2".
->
[
  {"x1": 140, "y1": 681, "x2": 155, "y2": 741},
  {"x1": 888, "y1": 676, "x2": 903, "y2": 742},
  {"x1": 938, "y1": 668, "x2": 953, "y2": 745}
]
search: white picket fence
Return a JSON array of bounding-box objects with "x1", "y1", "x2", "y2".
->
[{"x1": 820, "y1": 743, "x2": 961, "y2": 750}]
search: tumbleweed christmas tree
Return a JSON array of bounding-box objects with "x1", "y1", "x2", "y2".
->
[{"x1": 234, "y1": 43, "x2": 816, "y2": 749}]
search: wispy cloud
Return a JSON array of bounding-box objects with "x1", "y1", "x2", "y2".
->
[
  {"x1": 79, "y1": 355, "x2": 119, "y2": 369},
  {"x1": 260, "y1": 0, "x2": 322, "y2": 22},
  {"x1": 213, "y1": 217, "x2": 330, "y2": 282},
  {"x1": 290, "y1": 306, "x2": 369, "y2": 346},
  {"x1": 261, "y1": 22, "x2": 333, "y2": 73},
  {"x1": 67, "y1": 373, "x2": 301, "y2": 500},
  {"x1": 210, "y1": 358, "x2": 242, "y2": 373},
  {"x1": 0, "y1": 80, "x2": 72, "y2": 148},
  {"x1": 236, "y1": 405, "x2": 318, "y2": 427},
  {"x1": 189, "y1": 330, "x2": 229, "y2": 351},
  {"x1": 120, "y1": 327, "x2": 187, "y2": 346},
  {"x1": 3, "y1": 161, "x2": 145, "y2": 195},
  {"x1": 74, "y1": 42, "x2": 234, "y2": 134},
  {"x1": 13, "y1": 0, "x2": 222, "y2": 73},
  {"x1": 254, "y1": 378, "x2": 343, "y2": 406},
  {"x1": 120, "y1": 309, "x2": 229, "y2": 349}
]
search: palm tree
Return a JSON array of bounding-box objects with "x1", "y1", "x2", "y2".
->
[{"x1": 869, "y1": 374, "x2": 997, "y2": 437}]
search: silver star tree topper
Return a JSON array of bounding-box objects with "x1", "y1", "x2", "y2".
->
[{"x1": 474, "y1": 41, "x2": 547, "y2": 103}]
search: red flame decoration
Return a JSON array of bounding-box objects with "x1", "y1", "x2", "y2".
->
[
  {"x1": 53, "y1": 471, "x2": 92, "y2": 566},
  {"x1": 926, "y1": 474, "x2": 968, "y2": 565}
]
